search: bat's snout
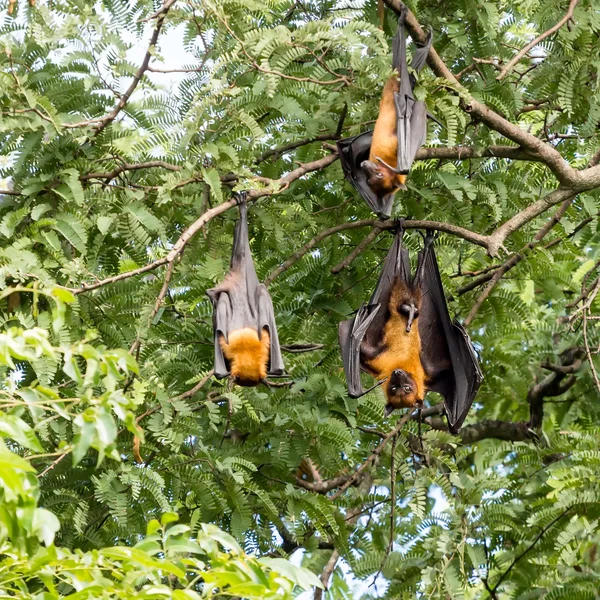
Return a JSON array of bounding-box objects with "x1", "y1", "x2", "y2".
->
[{"x1": 392, "y1": 368, "x2": 408, "y2": 380}]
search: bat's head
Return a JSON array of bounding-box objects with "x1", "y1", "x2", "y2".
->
[
  {"x1": 360, "y1": 160, "x2": 407, "y2": 197},
  {"x1": 220, "y1": 328, "x2": 270, "y2": 387},
  {"x1": 384, "y1": 369, "x2": 423, "y2": 414}
]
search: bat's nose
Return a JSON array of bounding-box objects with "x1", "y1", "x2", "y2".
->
[{"x1": 392, "y1": 369, "x2": 405, "y2": 378}]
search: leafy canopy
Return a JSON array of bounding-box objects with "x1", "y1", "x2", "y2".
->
[{"x1": 0, "y1": 0, "x2": 599, "y2": 598}]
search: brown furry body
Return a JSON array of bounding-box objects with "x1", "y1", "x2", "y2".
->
[
  {"x1": 219, "y1": 327, "x2": 270, "y2": 386},
  {"x1": 363, "y1": 279, "x2": 425, "y2": 408},
  {"x1": 362, "y1": 76, "x2": 407, "y2": 198}
]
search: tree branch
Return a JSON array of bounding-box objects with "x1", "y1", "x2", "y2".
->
[
  {"x1": 314, "y1": 549, "x2": 339, "y2": 600},
  {"x1": 496, "y1": 0, "x2": 579, "y2": 81},
  {"x1": 330, "y1": 410, "x2": 415, "y2": 501},
  {"x1": 415, "y1": 145, "x2": 542, "y2": 162},
  {"x1": 255, "y1": 133, "x2": 340, "y2": 164},
  {"x1": 93, "y1": 4, "x2": 173, "y2": 134},
  {"x1": 331, "y1": 226, "x2": 383, "y2": 274},
  {"x1": 528, "y1": 347, "x2": 584, "y2": 428},
  {"x1": 265, "y1": 219, "x2": 489, "y2": 285},
  {"x1": 463, "y1": 193, "x2": 576, "y2": 324},
  {"x1": 60, "y1": 153, "x2": 338, "y2": 294},
  {"x1": 382, "y1": 0, "x2": 577, "y2": 185},
  {"x1": 488, "y1": 508, "x2": 572, "y2": 595}
]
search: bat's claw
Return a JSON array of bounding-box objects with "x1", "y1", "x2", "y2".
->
[
  {"x1": 234, "y1": 191, "x2": 248, "y2": 206},
  {"x1": 420, "y1": 229, "x2": 438, "y2": 247}
]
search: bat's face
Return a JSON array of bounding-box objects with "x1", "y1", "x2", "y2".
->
[
  {"x1": 360, "y1": 160, "x2": 407, "y2": 197},
  {"x1": 384, "y1": 369, "x2": 422, "y2": 414},
  {"x1": 219, "y1": 328, "x2": 270, "y2": 387}
]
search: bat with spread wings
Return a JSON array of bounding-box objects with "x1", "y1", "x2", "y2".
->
[
  {"x1": 337, "y1": 5, "x2": 434, "y2": 218},
  {"x1": 338, "y1": 228, "x2": 482, "y2": 433},
  {"x1": 206, "y1": 194, "x2": 284, "y2": 386}
]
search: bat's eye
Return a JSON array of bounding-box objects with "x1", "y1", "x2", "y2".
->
[
  {"x1": 376, "y1": 173, "x2": 383, "y2": 179},
  {"x1": 390, "y1": 386, "x2": 397, "y2": 394},
  {"x1": 402, "y1": 385, "x2": 411, "y2": 393}
]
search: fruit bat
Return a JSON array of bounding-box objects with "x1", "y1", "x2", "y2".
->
[
  {"x1": 206, "y1": 194, "x2": 284, "y2": 386},
  {"x1": 338, "y1": 229, "x2": 482, "y2": 433},
  {"x1": 336, "y1": 6, "x2": 433, "y2": 219}
]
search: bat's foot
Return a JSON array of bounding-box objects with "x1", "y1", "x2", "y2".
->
[
  {"x1": 234, "y1": 191, "x2": 248, "y2": 206},
  {"x1": 419, "y1": 229, "x2": 438, "y2": 248}
]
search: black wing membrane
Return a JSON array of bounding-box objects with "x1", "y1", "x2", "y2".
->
[
  {"x1": 337, "y1": 131, "x2": 395, "y2": 219},
  {"x1": 206, "y1": 193, "x2": 284, "y2": 378},
  {"x1": 417, "y1": 238, "x2": 483, "y2": 433},
  {"x1": 339, "y1": 305, "x2": 381, "y2": 398},
  {"x1": 393, "y1": 6, "x2": 433, "y2": 174},
  {"x1": 336, "y1": 9, "x2": 433, "y2": 219},
  {"x1": 338, "y1": 229, "x2": 411, "y2": 397}
]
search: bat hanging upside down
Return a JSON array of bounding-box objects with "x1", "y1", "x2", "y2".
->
[
  {"x1": 336, "y1": 7, "x2": 435, "y2": 218},
  {"x1": 207, "y1": 193, "x2": 284, "y2": 386},
  {"x1": 338, "y1": 228, "x2": 483, "y2": 433},
  {"x1": 360, "y1": 273, "x2": 425, "y2": 411}
]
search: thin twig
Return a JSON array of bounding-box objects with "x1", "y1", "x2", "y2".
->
[
  {"x1": 94, "y1": 3, "x2": 174, "y2": 133},
  {"x1": 330, "y1": 410, "x2": 415, "y2": 501},
  {"x1": 331, "y1": 227, "x2": 383, "y2": 274},
  {"x1": 488, "y1": 509, "x2": 572, "y2": 595},
  {"x1": 496, "y1": 0, "x2": 579, "y2": 80},
  {"x1": 37, "y1": 449, "x2": 72, "y2": 478}
]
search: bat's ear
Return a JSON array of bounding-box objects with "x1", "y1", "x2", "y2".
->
[{"x1": 384, "y1": 404, "x2": 395, "y2": 417}]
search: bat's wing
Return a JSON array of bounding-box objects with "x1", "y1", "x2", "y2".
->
[
  {"x1": 339, "y1": 304, "x2": 381, "y2": 398},
  {"x1": 211, "y1": 292, "x2": 232, "y2": 379},
  {"x1": 392, "y1": 8, "x2": 433, "y2": 174},
  {"x1": 417, "y1": 237, "x2": 483, "y2": 433},
  {"x1": 365, "y1": 228, "x2": 411, "y2": 348},
  {"x1": 256, "y1": 284, "x2": 285, "y2": 376},
  {"x1": 336, "y1": 132, "x2": 395, "y2": 219},
  {"x1": 206, "y1": 193, "x2": 264, "y2": 377}
]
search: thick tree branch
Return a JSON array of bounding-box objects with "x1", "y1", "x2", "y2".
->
[
  {"x1": 485, "y1": 188, "x2": 577, "y2": 258},
  {"x1": 463, "y1": 194, "x2": 576, "y2": 324},
  {"x1": 382, "y1": 0, "x2": 586, "y2": 187},
  {"x1": 295, "y1": 473, "x2": 351, "y2": 494},
  {"x1": 62, "y1": 153, "x2": 338, "y2": 294},
  {"x1": 426, "y1": 418, "x2": 536, "y2": 443},
  {"x1": 314, "y1": 549, "x2": 339, "y2": 600},
  {"x1": 496, "y1": 0, "x2": 579, "y2": 81},
  {"x1": 415, "y1": 145, "x2": 542, "y2": 162},
  {"x1": 528, "y1": 347, "x2": 584, "y2": 428}
]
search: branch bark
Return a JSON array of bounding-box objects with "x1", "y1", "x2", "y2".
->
[
  {"x1": 463, "y1": 193, "x2": 576, "y2": 325},
  {"x1": 62, "y1": 153, "x2": 338, "y2": 294}
]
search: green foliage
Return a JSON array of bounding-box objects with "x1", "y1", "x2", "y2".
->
[{"x1": 0, "y1": 0, "x2": 599, "y2": 598}]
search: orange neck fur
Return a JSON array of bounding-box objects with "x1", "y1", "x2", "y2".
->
[
  {"x1": 220, "y1": 327, "x2": 270, "y2": 386},
  {"x1": 364, "y1": 280, "x2": 426, "y2": 401}
]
